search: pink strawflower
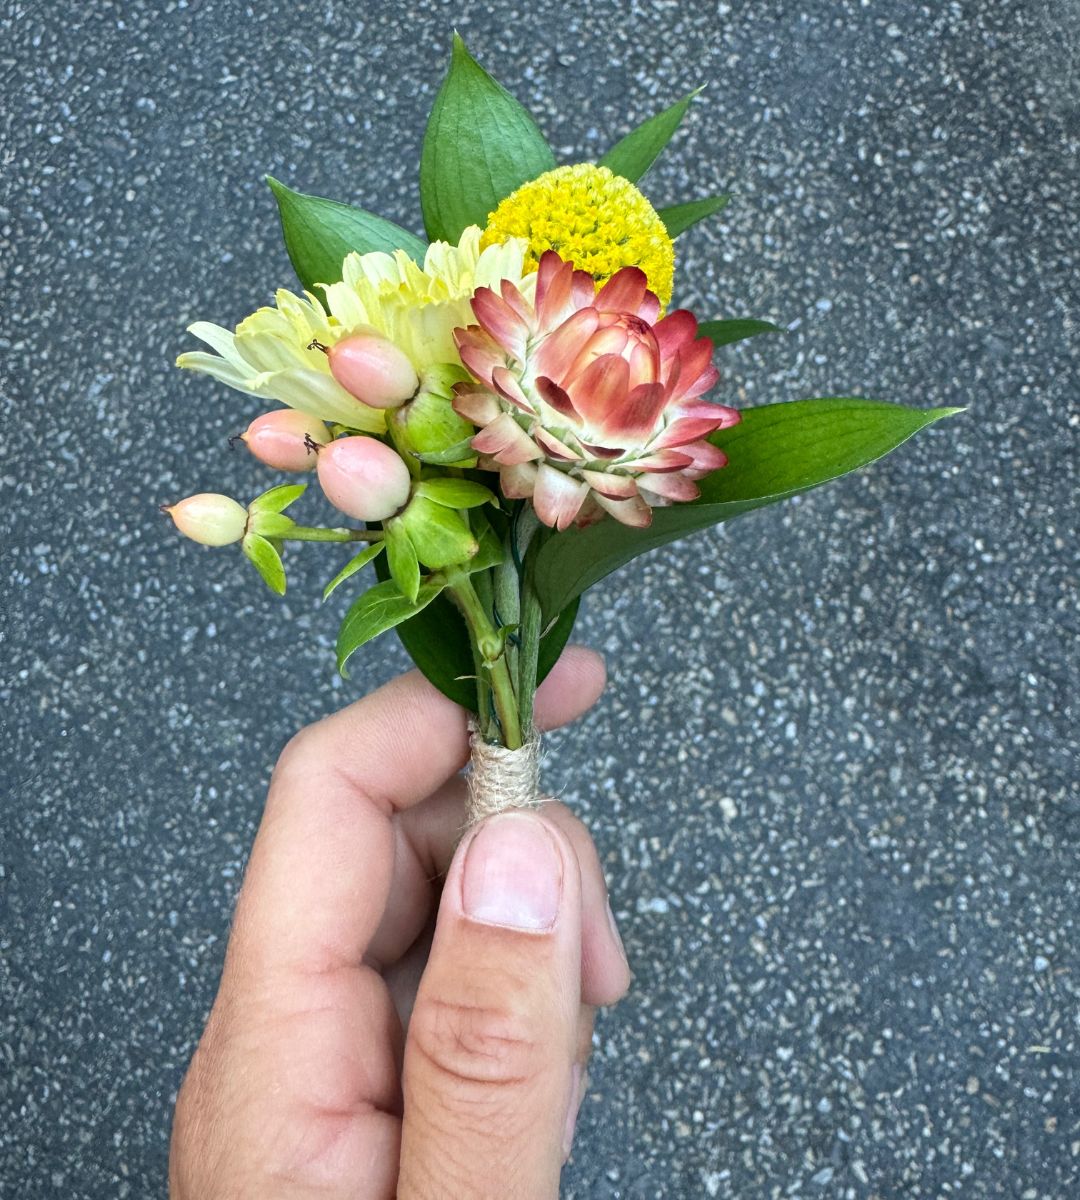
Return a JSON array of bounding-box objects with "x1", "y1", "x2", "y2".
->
[{"x1": 452, "y1": 250, "x2": 740, "y2": 530}]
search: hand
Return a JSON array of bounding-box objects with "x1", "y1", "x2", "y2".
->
[{"x1": 169, "y1": 647, "x2": 630, "y2": 1199}]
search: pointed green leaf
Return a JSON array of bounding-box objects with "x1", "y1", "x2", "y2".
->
[
  {"x1": 533, "y1": 399, "x2": 963, "y2": 621},
  {"x1": 419, "y1": 34, "x2": 556, "y2": 243},
  {"x1": 657, "y1": 194, "x2": 730, "y2": 237},
  {"x1": 242, "y1": 532, "x2": 287, "y2": 596},
  {"x1": 336, "y1": 578, "x2": 445, "y2": 677},
  {"x1": 535, "y1": 596, "x2": 580, "y2": 687},
  {"x1": 598, "y1": 88, "x2": 702, "y2": 183},
  {"x1": 416, "y1": 478, "x2": 496, "y2": 509},
  {"x1": 698, "y1": 318, "x2": 785, "y2": 347},
  {"x1": 322, "y1": 542, "x2": 385, "y2": 601},
  {"x1": 248, "y1": 482, "x2": 307, "y2": 514},
  {"x1": 267, "y1": 177, "x2": 427, "y2": 294},
  {"x1": 385, "y1": 521, "x2": 421, "y2": 603}
]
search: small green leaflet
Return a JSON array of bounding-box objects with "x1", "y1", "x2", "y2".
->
[
  {"x1": 336, "y1": 578, "x2": 446, "y2": 677},
  {"x1": 412, "y1": 438, "x2": 479, "y2": 466},
  {"x1": 385, "y1": 522, "x2": 421, "y2": 604},
  {"x1": 242, "y1": 532, "x2": 287, "y2": 596},
  {"x1": 248, "y1": 482, "x2": 307, "y2": 514},
  {"x1": 248, "y1": 512, "x2": 296, "y2": 539},
  {"x1": 467, "y1": 515, "x2": 505, "y2": 575},
  {"x1": 322, "y1": 542, "x2": 385, "y2": 601},
  {"x1": 416, "y1": 478, "x2": 496, "y2": 509}
]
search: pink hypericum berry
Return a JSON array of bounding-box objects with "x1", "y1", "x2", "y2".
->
[
  {"x1": 162, "y1": 493, "x2": 247, "y2": 545},
  {"x1": 238, "y1": 410, "x2": 330, "y2": 471},
  {"x1": 316, "y1": 436, "x2": 411, "y2": 521},
  {"x1": 326, "y1": 333, "x2": 419, "y2": 409}
]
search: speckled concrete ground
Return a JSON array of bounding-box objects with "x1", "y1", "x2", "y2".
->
[{"x1": 2, "y1": 1, "x2": 1077, "y2": 1196}]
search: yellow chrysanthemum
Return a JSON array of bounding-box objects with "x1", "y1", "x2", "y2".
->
[
  {"x1": 481, "y1": 163, "x2": 675, "y2": 309},
  {"x1": 177, "y1": 228, "x2": 530, "y2": 429}
]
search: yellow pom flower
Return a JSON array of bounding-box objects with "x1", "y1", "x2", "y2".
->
[{"x1": 481, "y1": 163, "x2": 675, "y2": 309}]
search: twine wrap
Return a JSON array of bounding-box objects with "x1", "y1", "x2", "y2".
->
[{"x1": 466, "y1": 721, "x2": 543, "y2": 822}]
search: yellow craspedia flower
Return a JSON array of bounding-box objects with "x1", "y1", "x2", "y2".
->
[{"x1": 481, "y1": 163, "x2": 675, "y2": 309}]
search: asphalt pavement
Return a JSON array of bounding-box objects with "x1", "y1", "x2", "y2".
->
[{"x1": 2, "y1": 1, "x2": 1077, "y2": 1196}]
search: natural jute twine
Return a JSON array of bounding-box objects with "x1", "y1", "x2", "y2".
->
[{"x1": 466, "y1": 720, "x2": 543, "y2": 823}]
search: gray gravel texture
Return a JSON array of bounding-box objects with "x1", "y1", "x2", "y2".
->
[{"x1": 2, "y1": 0, "x2": 1078, "y2": 1196}]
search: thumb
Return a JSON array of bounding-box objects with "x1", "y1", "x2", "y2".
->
[{"x1": 398, "y1": 811, "x2": 583, "y2": 1200}]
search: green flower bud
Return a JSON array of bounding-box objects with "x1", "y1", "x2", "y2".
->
[
  {"x1": 390, "y1": 364, "x2": 477, "y2": 469},
  {"x1": 394, "y1": 494, "x2": 478, "y2": 570}
]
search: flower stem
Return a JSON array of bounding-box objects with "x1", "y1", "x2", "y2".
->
[
  {"x1": 517, "y1": 580, "x2": 543, "y2": 734},
  {"x1": 513, "y1": 506, "x2": 543, "y2": 733},
  {"x1": 285, "y1": 527, "x2": 383, "y2": 543},
  {"x1": 448, "y1": 575, "x2": 524, "y2": 750}
]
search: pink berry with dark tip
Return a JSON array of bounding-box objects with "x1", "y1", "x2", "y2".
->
[
  {"x1": 327, "y1": 333, "x2": 419, "y2": 409},
  {"x1": 239, "y1": 410, "x2": 330, "y2": 471},
  {"x1": 316, "y1": 436, "x2": 411, "y2": 521}
]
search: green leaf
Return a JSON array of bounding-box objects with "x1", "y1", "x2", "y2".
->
[
  {"x1": 657, "y1": 194, "x2": 730, "y2": 237},
  {"x1": 380, "y1": 589, "x2": 580, "y2": 710},
  {"x1": 419, "y1": 33, "x2": 556, "y2": 243},
  {"x1": 698, "y1": 318, "x2": 785, "y2": 347},
  {"x1": 336, "y1": 578, "x2": 446, "y2": 677},
  {"x1": 467, "y1": 512, "x2": 505, "y2": 575},
  {"x1": 322, "y1": 542, "x2": 385, "y2": 601},
  {"x1": 373, "y1": 549, "x2": 472, "y2": 706},
  {"x1": 411, "y1": 437, "x2": 479, "y2": 467},
  {"x1": 385, "y1": 521, "x2": 421, "y2": 603},
  {"x1": 598, "y1": 88, "x2": 702, "y2": 183},
  {"x1": 248, "y1": 511, "x2": 296, "y2": 538},
  {"x1": 267, "y1": 177, "x2": 427, "y2": 294},
  {"x1": 248, "y1": 482, "x2": 307, "y2": 514},
  {"x1": 535, "y1": 596, "x2": 580, "y2": 686},
  {"x1": 242, "y1": 532, "x2": 287, "y2": 596},
  {"x1": 533, "y1": 399, "x2": 963, "y2": 621},
  {"x1": 416, "y1": 478, "x2": 496, "y2": 509},
  {"x1": 398, "y1": 497, "x2": 479, "y2": 569}
]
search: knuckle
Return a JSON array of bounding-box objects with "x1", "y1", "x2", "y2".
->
[
  {"x1": 272, "y1": 725, "x2": 316, "y2": 782},
  {"x1": 409, "y1": 993, "x2": 545, "y2": 1093}
]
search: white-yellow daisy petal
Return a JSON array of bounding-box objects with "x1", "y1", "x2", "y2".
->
[
  {"x1": 175, "y1": 351, "x2": 259, "y2": 394},
  {"x1": 253, "y1": 367, "x2": 386, "y2": 431},
  {"x1": 178, "y1": 226, "x2": 531, "y2": 412}
]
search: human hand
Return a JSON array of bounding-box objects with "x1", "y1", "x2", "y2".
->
[{"x1": 169, "y1": 647, "x2": 630, "y2": 1199}]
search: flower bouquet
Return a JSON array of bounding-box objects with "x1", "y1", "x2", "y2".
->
[{"x1": 164, "y1": 36, "x2": 958, "y2": 817}]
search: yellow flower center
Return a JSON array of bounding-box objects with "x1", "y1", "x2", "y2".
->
[{"x1": 481, "y1": 163, "x2": 675, "y2": 309}]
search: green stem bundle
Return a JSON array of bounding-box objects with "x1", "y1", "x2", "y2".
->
[{"x1": 448, "y1": 574, "x2": 524, "y2": 750}]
